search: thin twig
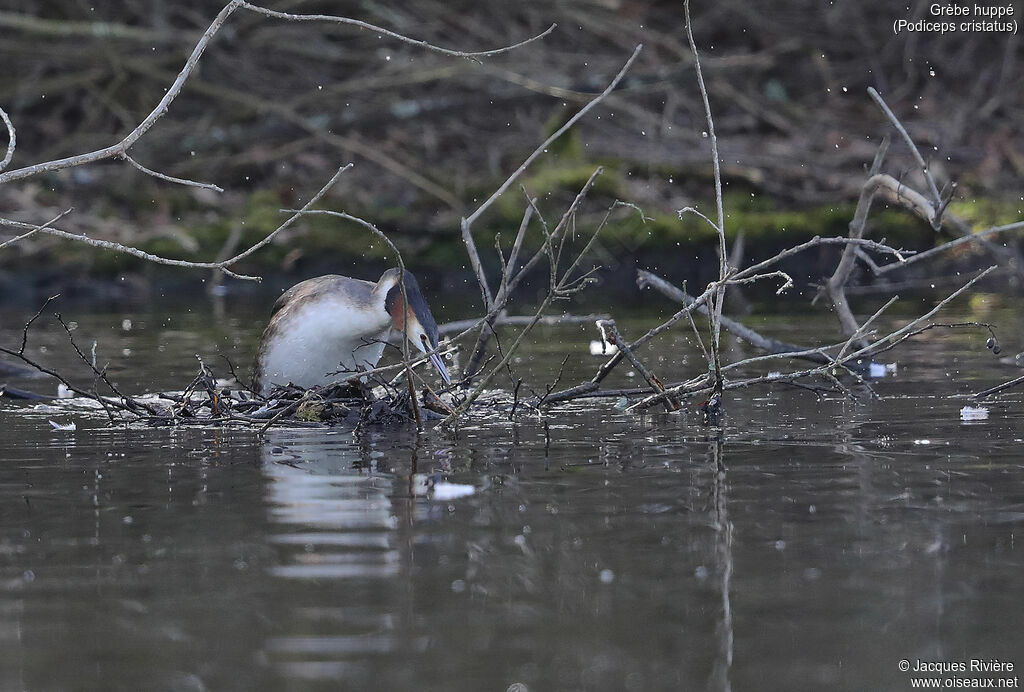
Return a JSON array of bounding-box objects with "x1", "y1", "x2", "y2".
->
[
  {"x1": 240, "y1": 2, "x2": 556, "y2": 61},
  {"x1": 0, "y1": 1, "x2": 554, "y2": 188},
  {"x1": 867, "y1": 87, "x2": 942, "y2": 211},
  {"x1": 685, "y1": 0, "x2": 727, "y2": 400},
  {"x1": 0, "y1": 208, "x2": 73, "y2": 252},
  {"x1": 121, "y1": 153, "x2": 223, "y2": 192},
  {"x1": 461, "y1": 46, "x2": 641, "y2": 230},
  {"x1": 871, "y1": 221, "x2": 1024, "y2": 275},
  {"x1": 637, "y1": 270, "x2": 831, "y2": 366},
  {"x1": 975, "y1": 374, "x2": 1024, "y2": 400},
  {"x1": 597, "y1": 319, "x2": 679, "y2": 411},
  {"x1": 0, "y1": 106, "x2": 14, "y2": 173},
  {"x1": 0, "y1": 1, "x2": 246, "y2": 186},
  {"x1": 0, "y1": 165, "x2": 350, "y2": 281}
]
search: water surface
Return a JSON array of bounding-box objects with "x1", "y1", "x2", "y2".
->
[{"x1": 1, "y1": 295, "x2": 1022, "y2": 691}]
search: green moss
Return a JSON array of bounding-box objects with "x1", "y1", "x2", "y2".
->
[
  {"x1": 541, "y1": 106, "x2": 585, "y2": 160},
  {"x1": 947, "y1": 199, "x2": 1024, "y2": 228},
  {"x1": 593, "y1": 196, "x2": 934, "y2": 256},
  {"x1": 10, "y1": 162, "x2": 1013, "y2": 282}
]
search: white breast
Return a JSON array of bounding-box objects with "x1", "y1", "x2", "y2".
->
[{"x1": 258, "y1": 296, "x2": 391, "y2": 393}]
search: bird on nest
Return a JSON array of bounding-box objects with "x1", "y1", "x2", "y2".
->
[{"x1": 254, "y1": 268, "x2": 450, "y2": 396}]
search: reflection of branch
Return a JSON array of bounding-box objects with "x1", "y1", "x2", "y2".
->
[{"x1": 707, "y1": 439, "x2": 733, "y2": 692}]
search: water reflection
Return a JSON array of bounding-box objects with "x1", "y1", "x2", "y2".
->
[
  {"x1": 708, "y1": 437, "x2": 733, "y2": 692},
  {"x1": 260, "y1": 429, "x2": 428, "y2": 684},
  {"x1": 257, "y1": 427, "x2": 742, "y2": 689},
  {"x1": 264, "y1": 435, "x2": 399, "y2": 580}
]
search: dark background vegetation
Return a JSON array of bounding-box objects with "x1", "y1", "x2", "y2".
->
[{"x1": 0, "y1": 0, "x2": 1021, "y2": 298}]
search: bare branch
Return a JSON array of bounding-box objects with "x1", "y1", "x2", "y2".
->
[
  {"x1": 0, "y1": 216, "x2": 253, "y2": 280},
  {"x1": 637, "y1": 269, "x2": 831, "y2": 367},
  {"x1": 122, "y1": 153, "x2": 223, "y2": 193},
  {"x1": 733, "y1": 235, "x2": 910, "y2": 283},
  {"x1": 597, "y1": 319, "x2": 680, "y2": 411},
  {"x1": 0, "y1": 1, "x2": 552, "y2": 189},
  {"x1": 438, "y1": 313, "x2": 608, "y2": 334},
  {"x1": 867, "y1": 87, "x2": 942, "y2": 210},
  {"x1": 685, "y1": 0, "x2": 727, "y2": 400},
  {"x1": 629, "y1": 270, "x2": 994, "y2": 413},
  {"x1": 1, "y1": 165, "x2": 350, "y2": 280},
  {"x1": 0, "y1": 208, "x2": 73, "y2": 252},
  {"x1": 836, "y1": 295, "x2": 898, "y2": 361},
  {"x1": 462, "y1": 44, "x2": 642, "y2": 230},
  {"x1": 728, "y1": 270, "x2": 794, "y2": 295},
  {"x1": 0, "y1": 106, "x2": 14, "y2": 173},
  {"x1": 219, "y1": 163, "x2": 352, "y2": 267},
  {"x1": 825, "y1": 170, "x2": 933, "y2": 342},
  {"x1": 0, "y1": 0, "x2": 246, "y2": 186},
  {"x1": 677, "y1": 205, "x2": 720, "y2": 233},
  {"x1": 240, "y1": 2, "x2": 556, "y2": 61},
  {"x1": 871, "y1": 220, "x2": 1024, "y2": 275},
  {"x1": 975, "y1": 374, "x2": 1024, "y2": 400}
]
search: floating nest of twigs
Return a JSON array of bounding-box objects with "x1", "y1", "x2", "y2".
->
[{"x1": 5, "y1": 358, "x2": 456, "y2": 431}]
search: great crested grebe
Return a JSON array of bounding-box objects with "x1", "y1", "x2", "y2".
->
[{"x1": 254, "y1": 268, "x2": 450, "y2": 395}]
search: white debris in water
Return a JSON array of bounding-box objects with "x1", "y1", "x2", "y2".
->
[
  {"x1": 866, "y1": 362, "x2": 898, "y2": 378},
  {"x1": 431, "y1": 482, "x2": 475, "y2": 501},
  {"x1": 599, "y1": 568, "x2": 615, "y2": 584},
  {"x1": 767, "y1": 371, "x2": 782, "y2": 379},
  {"x1": 913, "y1": 439, "x2": 932, "y2": 445},
  {"x1": 56, "y1": 384, "x2": 74, "y2": 399},
  {"x1": 48, "y1": 420, "x2": 76, "y2": 431},
  {"x1": 249, "y1": 399, "x2": 278, "y2": 417},
  {"x1": 589, "y1": 339, "x2": 617, "y2": 356},
  {"x1": 960, "y1": 405, "x2": 989, "y2": 421}
]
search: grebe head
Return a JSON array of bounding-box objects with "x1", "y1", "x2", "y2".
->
[{"x1": 382, "y1": 269, "x2": 451, "y2": 385}]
